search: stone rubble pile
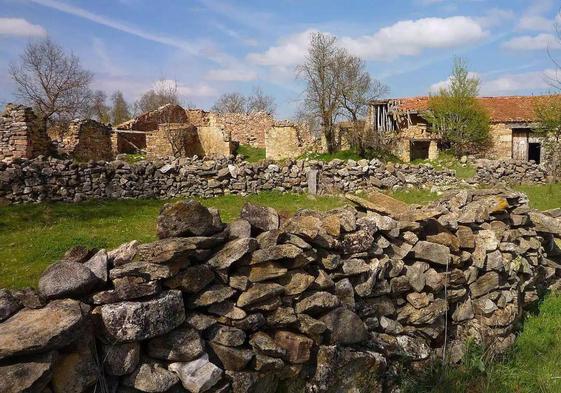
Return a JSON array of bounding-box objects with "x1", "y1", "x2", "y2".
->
[
  {"x1": 0, "y1": 156, "x2": 459, "y2": 204},
  {"x1": 473, "y1": 159, "x2": 547, "y2": 185},
  {"x1": 1, "y1": 189, "x2": 560, "y2": 393}
]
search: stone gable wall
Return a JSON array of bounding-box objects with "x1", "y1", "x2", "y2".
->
[
  {"x1": 211, "y1": 112, "x2": 274, "y2": 148},
  {"x1": 53, "y1": 119, "x2": 113, "y2": 161},
  {"x1": 0, "y1": 104, "x2": 50, "y2": 161},
  {"x1": 1, "y1": 190, "x2": 560, "y2": 392}
]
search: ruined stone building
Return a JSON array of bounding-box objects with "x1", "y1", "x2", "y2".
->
[
  {"x1": 368, "y1": 95, "x2": 550, "y2": 163},
  {"x1": 0, "y1": 104, "x2": 51, "y2": 161},
  {"x1": 48, "y1": 119, "x2": 113, "y2": 161},
  {"x1": 114, "y1": 104, "x2": 239, "y2": 159}
]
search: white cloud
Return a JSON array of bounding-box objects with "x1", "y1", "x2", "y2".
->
[
  {"x1": 518, "y1": 15, "x2": 554, "y2": 32},
  {"x1": 517, "y1": 0, "x2": 558, "y2": 31},
  {"x1": 0, "y1": 18, "x2": 47, "y2": 37},
  {"x1": 476, "y1": 8, "x2": 515, "y2": 29},
  {"x1": 248, "y1": 29, "x2": 315, "y2": 67},
  {"x1": 249, "y1": 16, "x2": 488, "y2": 66},
  {"x1": 480, "y1": 69, "x2": 557, "y2": 94},
  {"x1": 154, "y1": 79, "x2": 218, "y2": 98},
  {"x1": 502, "y1": 33, "x2": 561, "y2": 51},
  {"x1": 429, "y1": 72, "x2": 480, "y2": 93},
  {"x1": 205, "y1": 68, "x2": 257, "y2": 81}
]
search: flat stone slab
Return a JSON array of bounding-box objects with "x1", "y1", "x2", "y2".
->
[{"x1": 0, "y1": 299, "x2": 85, "y2": 360}]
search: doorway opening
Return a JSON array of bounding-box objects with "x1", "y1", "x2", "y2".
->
[
  {"x1": 410, "y1": 141, "x2": 430, "y2": 161},
  {"x1": 528, "y1": 143, "x2": 541, "y2": 164}
]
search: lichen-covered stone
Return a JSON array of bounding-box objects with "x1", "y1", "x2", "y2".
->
[{"x1": 101, "y1": 290, "x2": 185, "y2": 342}]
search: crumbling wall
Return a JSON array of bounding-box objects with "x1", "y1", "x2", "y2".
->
[
  {"x1": 266, "y1": 122, "x2": 319, "y2": 160},
  {"x1": 487, "y1": 123, "x2": 514, "y2": 160},
  {"x1": 210, "y1": 112, "x2": 274, "y2": 148},
  {"x1": 117, "y1": 104, "x2": 188, "y2": 132},
  {"x1": 185, "y1": 108, "x2": 211, "y2": 127},
  {"x1": 1, "y1": 190, "x2": 560, "y2": 392},
  {"x1": 0, "y1": 104, "x2": 50, "y2": 161},
  {"x1": 53, "y1": 119, "x2": 113, "y2": 161},
  {"x1": 146, "y1": 124, "x2": 234, "y2": 159},
  {"x1": 111, "y1": 131, "x2": 147, "y2": 155}
]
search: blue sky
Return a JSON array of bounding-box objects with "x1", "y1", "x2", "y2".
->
[{"x1": 1, "y1": 0, "x2": 560, "y2": 118}]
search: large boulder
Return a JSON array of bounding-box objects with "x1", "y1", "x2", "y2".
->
[
  {"x1": 100, "y1": 290, "x2": 185, "y2": 342},
  {"x1": 38, "y1": 261, "x2": 98, "y2": 299},
  {"x1": 157, "y1": 199, "x2": 217, "y2": 239},
  {"x1": 0, "y1": 299, "x2": 85, "y2": 360},
  {"x1": 240, "y1": 203, "x2": 279, "y2": 232},
  {"x1": 0, "y1": 351, "x2": 56, "y2": 393}
]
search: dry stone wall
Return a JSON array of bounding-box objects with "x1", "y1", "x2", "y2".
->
[
  {"x1": 0, "y1": 156, "x2": 458, "y2": 204},
  {"x1": 1, "y1": 190, "x2": 560, "y2": 393},
  {"x1": 473, "y1": 159, "x2": 548, "y2": 185}
]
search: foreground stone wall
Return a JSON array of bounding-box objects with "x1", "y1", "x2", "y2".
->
[
  {"x1": 0, "y1": 156, "x2": 458, "y2": 204},
  {"x1": 0, "y1": 104, "x2": 51, "y2": 161},
  {"x1": 1, "y1": 190, "x2": 560, "y2": 393}
]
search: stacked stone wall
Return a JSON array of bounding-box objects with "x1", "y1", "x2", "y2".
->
[
  {"x1": 0, "y1": 156, "x2": 458, "y2": 204},
  {"x1": 1, "y1": 190, "x2": 560, "y2": 392},
  {"x1": 474, "y1": 159, "x2": 548, "y2": 184},
  {"x1": 0, "y1": 104, "x2": 50, "y2": 161}
]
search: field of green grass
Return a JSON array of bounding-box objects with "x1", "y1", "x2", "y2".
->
[
  {"x1": 411, "y1": 151, "x2": 477, "y2": 180},
  {"x1": 0, "y1": 192, "x2": 344, "y2": 288},
  {"x1": 236, "y1": 144, "x2": 266, "y2": 162}
]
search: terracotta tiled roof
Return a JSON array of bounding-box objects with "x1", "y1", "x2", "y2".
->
[{"x1": 390, "y1": 95, "x2": 557, "y2": 123}]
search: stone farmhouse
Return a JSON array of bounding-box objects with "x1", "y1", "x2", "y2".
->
[{"x1": 367, "y1": 95, "x2": 550, "y2": 163}]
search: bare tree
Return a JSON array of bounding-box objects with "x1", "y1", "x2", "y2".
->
[
  {"x1": 212, "y1": 88, "x2": 276, "y2": 115},
  {"x1": 246, "y1": 87, "x2": 276, "y2": 114},
  {"x1": 135, "y1": 79, "x2": 180, "y2": 114},
  {"x1": 9, "y1": 38, "x2": 93, "y2": 124},
  {"x1": 338, "y1": 55, "x2": 389, "y2": 154},
  {"x1": 297, "y1": 32, "x2": 348, "y2": 153},
  {"x1": 211, "y1": 92, "x2": 247, "y2": 114},
  {"x1": 110, "y1": 91, "x2": 131, "y2": 125},
  {"x1": 89, "y1": 90, "x2": 110, "y2": 124}
]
